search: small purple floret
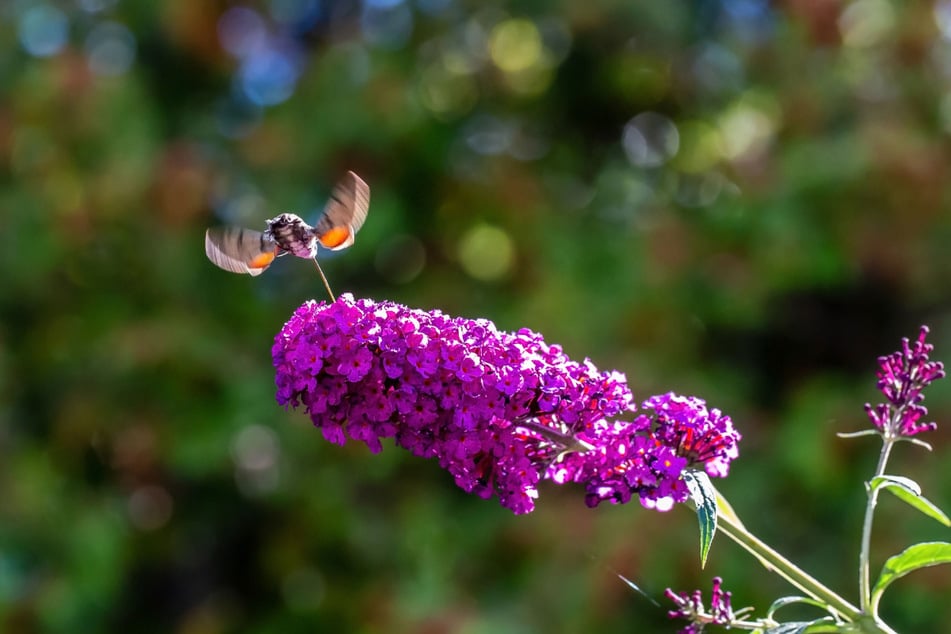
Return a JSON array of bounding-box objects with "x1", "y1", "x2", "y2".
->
[{"x1": 665, "y1": 576, "x2": 734, "y2": 633}]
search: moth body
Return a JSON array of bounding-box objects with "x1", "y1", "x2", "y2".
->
[{"x1": 266, "y1": 213, "x2": 319, "y2": 259}]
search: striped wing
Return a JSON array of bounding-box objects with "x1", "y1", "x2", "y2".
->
[
  {"x1": 205, "y1": 226, "x2": 280, "y2": 276},
  {"x1": 313, "y1": 171, "x2": 371, "y2": 250}
]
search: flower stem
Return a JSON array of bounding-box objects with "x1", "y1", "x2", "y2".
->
[
  {"x1": 859, "y1": 437, "x2": 895, "y2": 612},
  {"x1": 713, "y1": 488, "x2": 899, "y2": 633},
  {"x1": 516, "y1": 418, "x2": 595, "y2": 452}
]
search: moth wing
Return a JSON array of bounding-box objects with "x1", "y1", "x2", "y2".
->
[
  {"x1": 205, "y1": 226, "x2": 279, "y2": 276},
  {"x1": 313, "y1": 171, "x2": 370, "y2": 251}
]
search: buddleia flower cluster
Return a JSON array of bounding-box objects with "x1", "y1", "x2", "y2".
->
[
  {"x1": 865, "y1": 326, "x2": 946, "y2": 439},
  {"x1": 273, "y1": 295, "x2": 741, "y2": 514}
]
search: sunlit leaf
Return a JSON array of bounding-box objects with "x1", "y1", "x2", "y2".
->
[
  {"x1": 766, "y1": 596, "x2": 837, "y2": 621},
  {"x1": 870, "y1": 475, "x2": 950, "y2": 527},
  {"x1": 764, "y1": 618, "x2": 837, "y2": 633},
  {"x1": 870, "y1": 542, "x2": 951, "y2": 613},
  {"x1": 685, "y1": 470, "x2": 717, "y2": 568}
]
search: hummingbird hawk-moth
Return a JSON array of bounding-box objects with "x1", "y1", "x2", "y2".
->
[{"x1": 204, "y1": 170, "x2": 370, "y2": 277}]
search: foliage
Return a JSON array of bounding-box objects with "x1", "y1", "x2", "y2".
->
[{"x1": 2, "y1": 1, "x2": 951, "y2": 632}]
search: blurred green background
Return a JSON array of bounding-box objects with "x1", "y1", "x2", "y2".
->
[{"x1": 2, "y1": 0, "x2": 951, "y2": 632}]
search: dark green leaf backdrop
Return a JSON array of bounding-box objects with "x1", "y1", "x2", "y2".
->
[{"x1": 1, "y1": 1, "x2": 949, "y2": 632}]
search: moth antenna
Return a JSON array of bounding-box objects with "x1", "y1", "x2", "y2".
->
[{"x1": 312, "y1": 258, "x2": 336, "y2": 302}]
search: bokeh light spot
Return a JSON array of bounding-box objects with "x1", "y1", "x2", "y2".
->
[
  {"x1": 723, "y1": 0, "x2": 770, "y2": 20},
  {"x1": 674, "y1": 171, "x2": 724, "y2": 208},
  {"x1": 232, "y1": 424, "x2": 280, "y2": 472},
  {"x1": 622, "y1": 112, "x2": 679, "y2": 168},
  {"x1": 936, "y1": 0, "x2": 951, "y2": 40},
  {"x1": 502, "y1": 61, "x2": 554, "y2": 96},
  {"x1": 464, "y1": 115, "x2": 513, "y2": 155},
  {"x1": 85, "y1": 22, "x2": 136, "y2": 76},
  {"x1": 690, "y1": 43, "x2": 743, "y2": 96},
  {"x1": 365, "y1": 0, "x2": 404, "y2": 8},
  {"x1": 232, "y1": 424, "x2": 281, "y2": 496},
  {"x1": 361, "y1": 2, "x2": 414, "y2": 49},
  {"x1": 240, "y1": 48, "x2": 301, "y2": 106},
  {"x1": 18, "y1": 6, "x2": 69, "y2": 58},
  {"x1": 218, "y1": 7, "x2": 268, "y2": 59},
  {"x1": 218, "y1": 188, "x2": 269, "y2": 225},
  {"x1": 374, "y1": 234, "x2": 426, "y2": 284},
  {"x1": 418, "y1": 63, "x2": 478, "y2": 118},
  {"x1": 840, "y1": 0, "x2": 895, "y2": 48},
  {"x1": 458, "y1": 224, "x2": 515, "y2": 281},
  {"x1": 672, "y1": 120, "x2": 723, "y2": 173},
  {"x1": 595, "y1": 170, "x2": 656, "y2": 225},
  {"x1": 128, "y1": 485, "x2": 174, "y2": 531},
  {"x1": 489, "y1": 19, "x2": 542, "y2": 73},
  {"x1": 718, "y1": 93, "x2": 779, "y2": 161}
]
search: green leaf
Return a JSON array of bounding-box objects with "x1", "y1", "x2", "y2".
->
[
  {"x1": 870, "y1": 475, "x2": 951, "y2": 527},
  {"x1": 770, "y1": 616, "x2": 889, "y2": 633},
  {"x1": 766, "y1": 596, "x2": 838, "y2": 621},
  {"x1": 764, "y1": 619, "x2": 837, "y2": 633},
  {"x1": 684, "y1": 470, "x2": 717, "y2": 568},
  {"x1": 869, "y1": 474, "x2": 921, "y2": 496},
  {"x1": 870, "y1": 542, "x2": 951, "y2": 613}
]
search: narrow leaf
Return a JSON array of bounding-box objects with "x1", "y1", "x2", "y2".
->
[
  {"x1": 766, "y1": 596, "x2": 837, "y2": 621},
  {"x1": 870, "y1": 542, "x2": 951, "y2": 612},
  {"x1": 684, "y1": 470, "x2": 717, "y2": 568},
  {"x1": 870, "y1": 474, "x2": 920, "y2": 495},
  {"x1": 870, "y1": 475, "x2": 951, "y2": 527},
  {"x1": 764, "y1": 619, "x2": 837, "y2": 634}
]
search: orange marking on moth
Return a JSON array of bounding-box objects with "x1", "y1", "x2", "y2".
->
[
  {"x1": 249, "y1": 251, "x2": 277, "y2": 269},
  {"x1": 318, "y1": 227, "x2": 351, "y2": 248}
]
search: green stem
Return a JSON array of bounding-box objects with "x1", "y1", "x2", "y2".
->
[
  {"x1": 715, "y1": 504, "x2": 861, "y2": 621},
  {"x1": 859, "y1": 438, "x2": 894, "y2": 611},
  {"x1": 516, "y1": 419, "x2": 594, "y2": 452},
  {"x1": 713, "y1": 489, "x2": 899, "y2": 634}
]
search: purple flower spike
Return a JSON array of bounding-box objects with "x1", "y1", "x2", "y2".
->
[
  {"x1": 644, "y1": 393, "x2": 741, "y2": 479},
  {"x1": 273, "y1": 295, "x2": 741, "y2": 514},
  {"x1": 665, "y1": 576, "x2": 735, "y2": 633},
  {"x1": 575, "y1": 394, "x2": 741, "y2": 511},
  {"x1": 864, "y1": 326, "x2": 945, "y2": 439}
]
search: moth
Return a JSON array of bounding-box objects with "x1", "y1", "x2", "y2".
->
[
  {"x1": 204, "y1": 171, "x2": 370, "y2": 300},
  {"x1": 205, "y1": 171, "x2": 370, "y2": 277}
]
